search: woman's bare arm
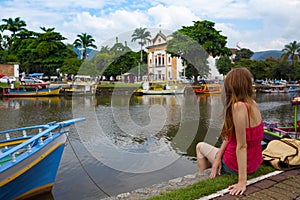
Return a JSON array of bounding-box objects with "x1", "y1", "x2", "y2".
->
[{"x1": 229, "y1": 102, "x2": 248, "y2": 195}]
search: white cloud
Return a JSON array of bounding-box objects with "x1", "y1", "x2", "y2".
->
[
  {"x1": 1, "y1": 0, "x2": 300, "y2": 51},
  {"x1": 151, "y1": 0, "x2": 256, "y2": 19},
  {"x1": 5, "y1": 0, "x2": 107, "y2": 10},
  {"x1": 147, "y1": 4, "x2": 199, "y2": 30},
  {"x1": 62, "y1": 9, "x2": 150, "y2": 47}
]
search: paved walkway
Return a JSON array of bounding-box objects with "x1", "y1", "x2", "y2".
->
[{"x1": 202, "y1": 167, "x2": 300, "y2": 200}]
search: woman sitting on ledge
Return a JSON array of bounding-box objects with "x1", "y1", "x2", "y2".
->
[{"x1": 196, "y1": 67, "x2": 264, "y2": 196}]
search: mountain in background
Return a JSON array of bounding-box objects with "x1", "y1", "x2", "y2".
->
[
  {"x1": 251, "y1": 50, "x2": 283, "y2": 61},
  {"x1": 72, "y1": 46, "x2": 99, "y2": 60}
]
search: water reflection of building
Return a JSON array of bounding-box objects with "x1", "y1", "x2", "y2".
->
[{"x1": 140, "y1": 95, "x2": 181, "y2": 106}]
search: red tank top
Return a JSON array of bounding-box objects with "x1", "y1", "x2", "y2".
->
[{"x1": 222, "y1": 104, "x2": 264, "y2": 173}]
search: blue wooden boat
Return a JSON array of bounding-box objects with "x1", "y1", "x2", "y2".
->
[
  {"x1": 0, "y1": 118, "x2": 85, "y2": 200},
  {"x1": 264, "y1": 96, "x2": 300, "y2": 142}
]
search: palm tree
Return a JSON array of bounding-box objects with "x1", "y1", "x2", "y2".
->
[
  {"x1": 40, "y1": 27, "x2": 55, "y2": 33},
  {"x1": 36, "y1": 27, "x2": 66, "y2": 58},
  {"x1": 282, "y1": 41, "x2": 300, "y2": 67},
  {"x1": 99, "y1": 45, "x2": 110, "y2": 54},
  {"x1": 73, "y1": 33, "x2": 97, "y2": 60},
  {"x1": 0, "y1": 17, "x2": 26, "y2": 37},
  {"x1": 131, "y1": 27, "x2": 151, "y2": 80}
]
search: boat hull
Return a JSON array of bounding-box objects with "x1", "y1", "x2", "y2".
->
[
  {"x1": 0, "y1": 134, "x2": 66, "y2": 200},
  {"x1": 194, "y1": 84, "x2": 221, "y2": 94},
  {"x1": 263, "y1": 130, "x2": 283, "y2": 143},
  {"x1": 3, "y1": 86, "x2": 61, "y2": 97},
  {"x1": 62, "y1": 84, "x2": 97, "y2": 96},
  {"x1": 134, "y1": 81, "x2": 185, "y2": 95},
  {"x1": 264, "y1": 123, "x2": 300, "y2": 143},
  {"x1": 137, "y1": 90, "x2": 173, "y2": 95}
]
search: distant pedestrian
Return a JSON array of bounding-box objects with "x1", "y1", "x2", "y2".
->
[{"x1": 7, "y1": 78, "x2": 10, "y2": 86}]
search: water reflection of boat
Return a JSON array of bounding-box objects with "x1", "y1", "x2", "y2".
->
[
  {"x1": 4, "y1": 96, "x2": 60, "y2": 102},
  {"x1": 2, "y1": 97, "x2": 61, "y2": 109},
  {"x1": 3, "y1": 83, "x2": 62, "y2": 97},
  {"x1": 0, "y1": 118, "x2": 85, "y2": 200},
  {"x1": 134, "y1": 81, "x2": 186, "y2": 95}
]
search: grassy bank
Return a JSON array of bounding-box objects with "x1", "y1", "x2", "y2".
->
[
  {"x1": 148, "y1": 164, "x2": 275, "y2": 200},
  {"x1": 0, "y1": 82, "x2": 20, "y2": 88}
]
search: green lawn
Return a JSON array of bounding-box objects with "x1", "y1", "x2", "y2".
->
[
  {"x1": 148, "y1": 164, "x2": 275, "y2": 200},
  {"x1": 0, "y1": 82, "x2": 20, "y2": 88}
]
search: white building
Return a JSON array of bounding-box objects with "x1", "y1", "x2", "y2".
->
[
  {"x1": 146, "y1": 31, "x2": 184, "y2": 81},
  {"x1": 146, "y1": 31, "x2": 237, "y2": 81}
]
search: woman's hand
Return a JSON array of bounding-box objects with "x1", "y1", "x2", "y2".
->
[
  {"x1": 228, "y1": 182, "x2": 246, "y2": 195},
  {"x1": 210, "y1": 159, "x2": 222, "y2": 178}
]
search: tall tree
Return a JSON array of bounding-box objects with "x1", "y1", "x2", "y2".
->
[
  {"x1": 167, "y1": 20, "x2": 231, "y2": 83},
  {"x1": 167, "y1": 31, "x2": 209, "y2": 81},
  {"x1": 282, "y1": 41, "x2": 300, "y2": 67},
  {"x1": 234, "y1": 48, "x2": 254, "y2": 62},
  {"x1": 34, "y1": 27, "x2": 68, "y2": 75},
  {"x1": 73, "y1": 33, "x2": 97, "y2": 60},
  {"x1": 180, "y1": 20, "x2": 231, "y2": 57},
  {"x1": 0, "y1": 17, "x2": 27, "y2": 53},
  {"x1": 0, "y1": 17, "x2": 26, "y2": 37},
  {"x1": 216, "y1": 55, "x2": 233, "y2": 75},
  {"x1": 131, "y1": 27, "x2": 151, "y2": 62},
  {"x1": 131, "y1": 27, "x2": 151, "y2": 80}
]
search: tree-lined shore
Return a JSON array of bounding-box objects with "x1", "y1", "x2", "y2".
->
[{"x1": 1, "y1": 17, "x2": 300, "y2": 82}]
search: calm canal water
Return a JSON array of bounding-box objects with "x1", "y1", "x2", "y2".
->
[{"x1": 0, "y1": 92, "x2": 297, "y2": 199}]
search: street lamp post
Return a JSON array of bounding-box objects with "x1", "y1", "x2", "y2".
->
[
  {"x1": 138, "y1": 62, "x2": 140, "y2": 82},
  {"x1": 120, "y1": 67, "x2": 123, "y2": 82}
]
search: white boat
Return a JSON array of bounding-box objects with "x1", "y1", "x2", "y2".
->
[
  {"x1": 260, "y1": 84, "x2": 288, "y2": 93},
  {"x1": 135, "y1": 81, "x2": 185, "y2": 95},
  {"x1": 65, "y1": 75, "x2": 97, "y2": 95},
  {"x1": 288, "y1": 84, "x2": 300, "y2": 93}
]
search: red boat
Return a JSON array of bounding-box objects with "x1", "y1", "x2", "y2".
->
[{"x1": 194, "y1": 84, "x2": 222, "y2": 94}]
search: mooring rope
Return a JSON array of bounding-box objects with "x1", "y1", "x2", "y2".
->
[{"x1": 66, "y1": 132, "x2": 111, "y2": 197}]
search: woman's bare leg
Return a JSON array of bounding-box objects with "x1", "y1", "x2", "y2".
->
[{"x1": 196, "y1": 142, "x2": 219, "y2": 172}]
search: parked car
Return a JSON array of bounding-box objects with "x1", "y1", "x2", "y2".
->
[
  {"x1": 0, "y1": 76, "x2": 17, "y2": 83},
  {"x1": 21, "y1": 76, "x2": 44, "y2": 83},
  {"x1": 179, "y1": 76, "x2": 194, "y2": 84}
]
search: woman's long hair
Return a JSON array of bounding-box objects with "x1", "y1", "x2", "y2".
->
[{"x1": 221, "y1": 67, "x2": 254, "y2": 138}]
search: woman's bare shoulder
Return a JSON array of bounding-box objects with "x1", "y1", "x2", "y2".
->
[
  {"x1": 233, "y1": 101, "x2": 247, "y2": 109},
  {"x1": 233, "y1": 102, "x2": 248, "y2": 114}
]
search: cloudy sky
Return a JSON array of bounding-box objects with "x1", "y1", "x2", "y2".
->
[{"x1": 1, "y1": 0, "x2": 299, "y2": 52}]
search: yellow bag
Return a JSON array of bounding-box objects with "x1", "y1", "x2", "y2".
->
[{"x1": 262, "y1": 138, "x2": 300, "y2": 169}]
